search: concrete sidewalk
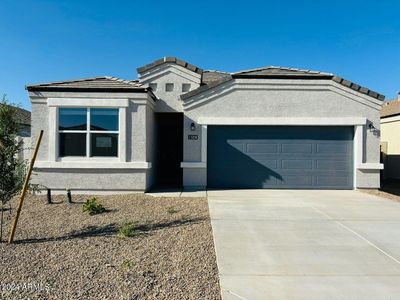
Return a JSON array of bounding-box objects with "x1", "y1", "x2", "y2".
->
[
  {"x1": 146, "y1": 188, "x2": 207, "y2": 198},
  {"x1": 208, "y1": 190, "x2": 400, "y2": 300}
]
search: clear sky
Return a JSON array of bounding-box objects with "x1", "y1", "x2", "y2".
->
[{"x1": 1, "y1": 0, "x2": 399, "y2": 110}]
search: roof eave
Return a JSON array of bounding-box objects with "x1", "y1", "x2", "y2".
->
[
  {"x1": 381, "y1": 113, "x2": 400, "y2": 118},
  {"x1": 232, "y1": 74, "x2": 334, "y2": 80},
  {"x1": 26, "y1": 86, "x2": 149, "y2": 93}
]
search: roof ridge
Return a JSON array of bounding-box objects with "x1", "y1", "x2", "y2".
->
[
  {"x1": 204, "y1": 70, "x2": 231, "y2": 74},
  {"x1": 137, "y1": 57, "x2": 203, "y2": 75},
  {"x1": 233, "y1": 65, "x2": 333, "y2": 76}
]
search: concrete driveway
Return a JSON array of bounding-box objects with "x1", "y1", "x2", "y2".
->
[{"x1": 208, "y1": 190, "x2": 400, "y2": 300}]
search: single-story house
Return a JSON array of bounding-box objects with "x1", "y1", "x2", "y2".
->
[
  {"x1": 27, "y1": 57, "x2": 384, "y2": 193},
  {"x1": 381, "y1": 95, "x2": 400, "y2": 180},
  {"x1": 8, "y1": 105, "x2": 31, "y2": 161}
]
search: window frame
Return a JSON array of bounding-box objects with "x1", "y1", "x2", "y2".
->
[
  {"x1": 165, "y1": 83, "x2": 174, "y2": 92},
  {"x1": 57, "y1": 107, "x2": 120, "y2": 160},
  {"x1": 182, "y1": 83, "x2": 191, "y2": 92}
]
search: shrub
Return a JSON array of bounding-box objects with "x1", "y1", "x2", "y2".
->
[
  {"x1": 82, "y1": 197, "x2": 105, "y2": 215},
  {"x1": 119, "y1": 259, "x2": 135, "y2": 270},
  {"x1": 167, "y1": 207, "x2": 179, "y2": 214},
  {"x1": 118, "y1": 222, "x2": 137, "y2": 237},
  {"x1": 0, "y1": 96, "x2": 27, "y2": 241}
]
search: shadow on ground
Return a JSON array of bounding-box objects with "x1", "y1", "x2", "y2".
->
[
  {"x1": 381, "y1": 179, "x2": 400, "y2": 196},
  {"x1": 14, "y1": 217, "x2": 206, "y2": 244}
]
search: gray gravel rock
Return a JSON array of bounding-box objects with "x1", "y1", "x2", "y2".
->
[{"x1": 0, "y1": 194, "x2": 221, "y2": 299}]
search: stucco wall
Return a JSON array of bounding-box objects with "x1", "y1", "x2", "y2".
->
[
  {"x1": 182, "y1": 78, "x2": 383, "y2": 189},
  {"x1": 381, "y1": 115, "x2": 400, "y2": 179},
  {"x1": 29, "y1": 91, "x2": 154, "y2": 192},
  {"x1": 381, "y1": 116, "x2": 400, "y2": 155},
  {"x1": 139, "y1": 63, "x2": 201, "y2": 113},
  {"x1": 145, "y1": 96, "x2": 157, "y2": 189},
  {"x1": 31, "y1": 101, "x2": 49, "y2": 161},
  {"x1": 33, "y1": 168, "x2": 147, "y2": 191}
]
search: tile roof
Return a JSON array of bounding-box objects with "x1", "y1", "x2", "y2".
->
[
  {"x1": 26, "y1": 76, "x2": 144, "y2": 91},
  {"x1": 233, "y1": 66, "x2": 334, "y2": 77},
  {"x1": 381, "y1": 99, "x2": 400, "y2": 118},
  {"x1": 137, "y1": 57, "x2": 203, "y2": 75},
  {"x1": 181, "y1": 66, "x2": 385, "y2": 101},
  {"x1": 202, "y1": 70, "x2": 232, "y2": 84}
]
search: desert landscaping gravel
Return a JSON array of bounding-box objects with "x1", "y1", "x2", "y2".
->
[
  {"x1": 0, "y1": 193, "x2": 221, "y2": 299},
  {"x1": 360, "y1": 181, "x2": 400, "y2": 203}
]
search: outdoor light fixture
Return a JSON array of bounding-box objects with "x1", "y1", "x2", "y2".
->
[
  {"x1": 190, "y1": 122, "x2": 196, "y2": 131},
  {"x1": 368, "y1": 123, "x2": 376, "y2": 131}
]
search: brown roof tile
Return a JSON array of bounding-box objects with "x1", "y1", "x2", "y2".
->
[
  {"x1": 137, "y1": 57, "x2": 203, "y2": 75},
  {"x1": 381, "y1": 99, "x2": 400, "y2": 118},
  {"x1": 26, "y1": 76, "x2": 145, "y2": 91}
]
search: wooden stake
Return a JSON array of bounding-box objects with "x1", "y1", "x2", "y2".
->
[{"x1": 8, "y1": 130, "x2": 43, "y2": 244}]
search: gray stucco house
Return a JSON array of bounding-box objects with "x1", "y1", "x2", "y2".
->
[{"x1": 27, "y1": 57, "x2": 384, "y2": 193}]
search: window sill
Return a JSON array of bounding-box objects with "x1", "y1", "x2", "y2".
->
[
  {"x1": 357, "y1": 163, "x2": 384, "y2": 170},
  {"x1": 34, "y1": 161, "x2": 152, "y2": 169}
]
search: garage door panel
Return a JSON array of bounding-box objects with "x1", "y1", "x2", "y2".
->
[
  {"x1": 281, "y1": 175, "x2": 314, "y2": 186},
  {"x1": 316, "y1": 143, "x2": 350, "y2": 154},
  {"x1": 207, "y1": 126, "x2": 354, "y2": 189},
  {"x1": 281, "y1": 159, "x2": 313, "y2": 170},
  {"x1": 316, "y1": 176, "x2": 350, "y2": 186},
  {"x1": 281, "y1": 143, "x2": 313, "y2": 153},
  {"x1": 316, "y1": 160, "x2": 349, "y2": 170},
  {"x1": 247, "y1": 143, "x2": 279, "y2": 154}
]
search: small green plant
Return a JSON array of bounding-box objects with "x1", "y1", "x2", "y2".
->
[
  {"x1": 82, "y1": 197, "x2": 105, "y2": 215},
  {"x1": 118, "y1": 221, "x2": 138, "y2": 237},
  {"x1": 119, "y1": 259, "x2": 135, "y2": 270},
  {"x1": 167, "y1": 207, "x2": 179, "y2": 214}
]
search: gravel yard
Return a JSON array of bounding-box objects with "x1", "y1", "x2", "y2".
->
[
  {"x1": 360, "y1": 180, "x2": 400, "y2": 202},
  {"x1": 0, "y1": 193, "x2": 221, "y2": 299}
]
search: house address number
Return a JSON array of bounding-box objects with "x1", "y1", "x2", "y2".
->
[{"x1": 188, "y1": 135, "x2": 198, "y2": 140}]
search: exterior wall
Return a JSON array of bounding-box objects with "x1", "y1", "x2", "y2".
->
[
  {"x1": 138, "y1": 63, "x2": 201, "y2": 113},
  {"x1": 29, "y1": 90, "x2": 155, "y2": 193},
  {"x1": 381, "y1": 115, "x2": 400, "y2": 179},
  {"x1": 145, "y1": 95, "x2": 157, "y2": 189},
  {"x1": 34, "y1": 168, "x2": 147, "y2": 191},
  {"x1": 182, "y1": 78, "x2": 383, "y2": 189},
  {"x1": 31, "y1": 101, "x2": 49, "y2": 161}
]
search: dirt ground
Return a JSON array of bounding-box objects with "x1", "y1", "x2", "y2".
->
[
  {"x1": 360, "y1": 180, "x2": 400, "y2": 202},
  {"x1": 0, "y1": 193, "x2": 221, "y2": 300}
]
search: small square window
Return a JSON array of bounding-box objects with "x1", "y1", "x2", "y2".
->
[
  {"x1": 165, "y1": 83, "x2": 174, "y2": 92},
  {"x1": 182, "y1": 83, "x2": 191, "y2": 92},
  {"x1": 149, "y1": 83, "x2": 157, "y2": 91}
]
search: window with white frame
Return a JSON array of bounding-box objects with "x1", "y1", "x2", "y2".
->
[{"x1": 58, "y1": 108, "x2": 119, "y2": 157}]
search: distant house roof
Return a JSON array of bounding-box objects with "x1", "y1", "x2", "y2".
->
[
  {"x1": 26, "y1": 76, "x2": 146, "y2": 92},
  {"x1": 381, "y1": 99, "x2": 400, "y2": 118},
  {"x1": 14, "y1": 107, "x2": 31, "y2": 126},
  {"x1": 137, "y1": 57, "x2": 203, "y2": 75},
  {"x1": 4, "y1": 105, "x2": 31, "y2": 126},
  {"x1": 181, "y1": 66, "x2": 385, "y2": 101}
]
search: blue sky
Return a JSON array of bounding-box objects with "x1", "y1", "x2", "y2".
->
[{"x1": 1, "y1": 0, "x2": 399, "y2": 110}]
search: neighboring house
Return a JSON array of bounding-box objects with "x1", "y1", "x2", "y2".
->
[
  {"x1": 380, "y1": 95, "x2": 400, "y2": 180},
  {"x1": 26, "y1": 57, "x2": 384, "y2": 193},
  {"x1": 9, "y1": 105, "x2": 31, "y2": 160}
]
